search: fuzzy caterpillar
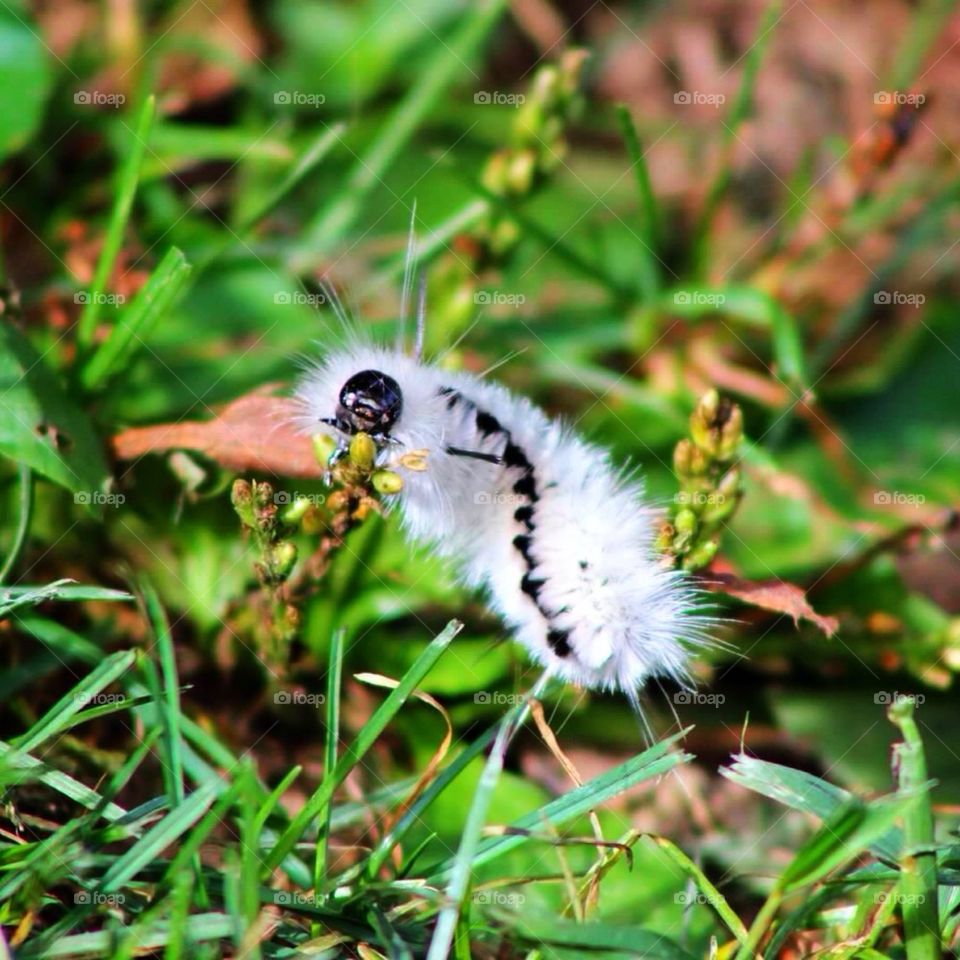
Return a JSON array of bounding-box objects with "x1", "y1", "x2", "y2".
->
[{"x1": 292, "y1": 335, "x2": 711, "y2": 711}]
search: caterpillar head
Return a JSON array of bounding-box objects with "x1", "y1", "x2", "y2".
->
[{"x1": 331, "y1": 369, "x2": 403, "y2": 439}]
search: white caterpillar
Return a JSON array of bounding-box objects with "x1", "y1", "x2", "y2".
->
[{"x1": 292, "y1": 328, "x2": 711, "y2": 713}]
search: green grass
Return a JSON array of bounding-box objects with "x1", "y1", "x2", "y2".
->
[{"x1": 2, "y1": 1, "x2": 960, "y2": 957}]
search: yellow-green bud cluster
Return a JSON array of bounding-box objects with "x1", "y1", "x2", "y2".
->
[
  {"x1": 479, "y1": 49, "x2": 588, "y2": 256},
  {"x1": 658, "y1": 389, "x2": 744, "y2": 571},
  {"x1": 231, "y1": 478, "x2": 299, "y2": 587}
]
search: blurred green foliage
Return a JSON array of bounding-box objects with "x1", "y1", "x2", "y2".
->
[{"x1": 1, "y1": 0, "x2": 960, "y2": 956}]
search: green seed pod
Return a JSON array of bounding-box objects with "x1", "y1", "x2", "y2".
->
[
  {"x1": 372, "y1": 470, "x2": 404, "y2": 495},
  {"x1": 269, "y1": 541, "x2": 298, "y2": 581},
  {"x1": 281, "y1": 495, "x2": 314, "y2": 526},
  {"x1": 349, "y1": 432, "x2": 377, "y2": 471},
  {"x1": 531, "y1": 65, "x2": 560, "y2": 106},
  {"x1": 674, "y1": 508, "x2": 698, "y2": 536},
  {"x1": 514, "y1": 99, "x2": 547, "y2": 145},
  {"x1": 683, "y1": 539, "x2": 718, "y2": 571},
  {"x1": 254, "y1": 480, "x2": 274, "y2": 511},
  {"x1": 490, "y1": 218, "x2": 521, "y2": 254},
  {"x1": 231, "y1": 479, "x2": 255, "y2": 526},
  {"x1": 717, "y1": 403, "x2": 744, "y2": 461},
  {"x1": 507, "y1": 149, "x2": 537, "y2": 194},
  {"x1": 558, "y1": 49, "x2": 589, "y2": 98},
  {"x1": 715, "y1": 466, "x2": 742, "y2": 503},
  {"x1": 674, "y1": 439, "x2": 705, "y2": 478},
  {"x1": 655, "y1": 521, "x2": 675, "y2": 556},
  {"x1": 481, "y1": 151, "x2": 510, "y2": 195}
]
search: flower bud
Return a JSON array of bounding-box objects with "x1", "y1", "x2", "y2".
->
[
  {"x1": 349, "y1": 432, "x2": 377, "y2": 471},
  {"x1": 372, "y1": 470, "x2": 404, "y2": 495},
  {"x1": 507, "y1": 149, "x2": 537, "y2": 194},
  {"x1": 231, "y1": 479, "x2": 255, "y2": 526},
  {"x1": 673, "y1": 439, "x2": 708, "y2": 478},
  {"x1": 683, "y1": 539, "x2": 718, "y2": 571},
  {"x1": 268, "y1": 541, "x2": 298, "y2": 582},
  {"x1": 281, "y1": 495, "x2": 313, "y2": 526},
  {"x1": 481, "y1": 151, "x2": 509, "y2": 195},
  {"x1": 674, "y1": 508, "x2": 697, "y2": 535}
]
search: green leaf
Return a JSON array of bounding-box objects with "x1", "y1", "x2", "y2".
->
[
  {"x1": 0, "y1": 3, "x2": 52, "y2": 158},
  {"x1": 294, "y1": 0, "x2": 508, "y2": 264},
  {"x1": 512, "y1": 916, "x2": 698, "y2": 958},
  {"x1": 99, "y1": 778, "x2": 222, "y2": 892},
  {"x1": 0, "y1": 322, "x2": 110, "y2": 495},
  {"x1": 76, "y1": 95, "x2": 157, "y2": 353},
  {"x1": 12, "y1": 649, "x2": 137, "y2": 753},
  {"x1": 780, "y1": 796, "x2": 913, "y2": 892},
  {"x1": 0, "y1": 742, "x2": 128, "y2": 822},
  {"x1": 430, "y1": 729, "x2": 693, "y2": 877},
  {"x1": 17, "y1": 912, "x2": 236, "y2": 958},
  {"x1": 80, "y1": 246, "x2": 192, "y2": 392},
  {"x1": 721, "y1": 754, "x2": 903, "y2": 862},
  {"x1": 264, "y1": 620, "x2": 460, "y2": 873}
]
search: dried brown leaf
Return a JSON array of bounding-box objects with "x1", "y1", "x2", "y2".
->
[
  {"x1": 111, "y1": 389, "x2": 323, "y2": 479},
  {"x1": 708, "y1": 571, "x2": 838, "y2": 637}
]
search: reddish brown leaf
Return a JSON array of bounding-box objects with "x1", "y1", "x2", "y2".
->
[
  {"x1": 111, "y1": 390, "x2": 324, "y2": 479},
  {"x1": 708, "y1": 571, "x2": 839, "y2": 637}
]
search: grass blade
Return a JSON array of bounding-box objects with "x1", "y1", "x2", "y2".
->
[
  {"x1": 12, "y1": 650, "x2": 137, "y2": 753},
  {"x1": 721, "y1": 753, "x2": 903, "y2": 862},
  {"x1": 889, "y1": 698, "x2": 941, "y2": 959},
  {"x1": 314, "y1": 629, "x2": 345, "y2": 909},
  {"x1": 99, "y1": 778, "x2": 222, "y2": 893},
  {"x1": 692, "y1": 1, "x2": 782, "y2": 274},
  {"x1": 616, "y1": 104, "x2": 662, "y2": 300},
  {"x1": 264, "y1": 620, "x2": 460, "y2": 873},
  {"x1": 138, "y1": 579, "x2": 185, "y2": 806},
  {"x1": 426, "y1": 674, "x2": 551, "y2": 960},
  {"x1": 17, "y1": 912, "x2": 236, "y2": 959},
  {"x1": 80, "y1": 246, "x2": 192, "y2": 392},
  {"x1": 294, "y1": 1, "x2": 508, "y2": 265},
  {"x1": 75, "y1": 95, "x2": 156, "y2": 353},
  {"x1": 432, "y1": 727, "x2": 693, "y2": 878},
  {"x1": 0, "y1": 742, "x2": 128, "y2": 821},
  {"x1": 0, "y1": 462, "x2": 32, "y2": 584}
]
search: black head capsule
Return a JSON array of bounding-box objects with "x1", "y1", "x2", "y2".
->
[{"x1": 335, "y1": 369, "x2": 403, "y2": 438}]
